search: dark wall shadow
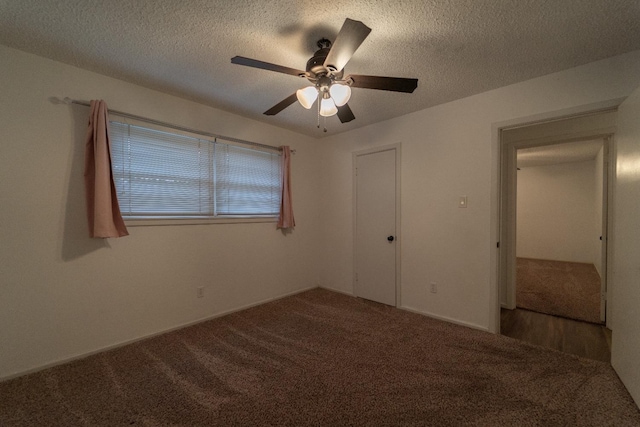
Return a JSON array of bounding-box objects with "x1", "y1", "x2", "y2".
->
[
  {"x1": 280, "y1": 227, "x2": 294, "y2": 236},
  {"x1": 61, "y1": 103, "x2": 109, "y2": 261},
  {"x1": 278, "y1": 23, "x2": 337, "y2": 55}
]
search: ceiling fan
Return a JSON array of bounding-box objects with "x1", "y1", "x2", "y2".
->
[{"x1": 231, "y1": 18, "x2": 418, "y2": 130}]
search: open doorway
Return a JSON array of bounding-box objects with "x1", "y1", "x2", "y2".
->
[
  {"x1": 515, "y1": 139, "x2": 605, "y2": 323},
  {"x1": 498, "y1": 111, "x2": 615, "y2": 362}
]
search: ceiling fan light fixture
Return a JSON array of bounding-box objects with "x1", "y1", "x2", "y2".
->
[
  {"x1": 329, "y1": 83, "x2": 351, "y2": 107},
  {"x1": 232, "y1": 18, "x2": 418, "y2": 129},
  {"x1": 319, "y1": 97, "x2": 338, "y2": 117},
  {"x1": 296, "y1": 86, "x2": 318, "y2": 109}
]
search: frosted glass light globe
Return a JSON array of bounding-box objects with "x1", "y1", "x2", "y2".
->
[
  {"x1": 319, "y1": 97, "x2": 338, "y2": 117},
  {"x1": 329, "y1": 83, "x2": 351, "y2": 107},
  {"x1": 296, "y1": 86, "x2": 318, "y2": 109}
]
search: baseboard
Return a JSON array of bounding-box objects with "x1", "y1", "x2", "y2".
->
[
  {"x1": 318, "y1": 285, "x2": 354, "y2": 296},
  {"x1": 317, "y1": 289, "x2": 487, "y2": 332},
  {"x1": 399, "y1": 305, "x2": 489, "y2": 332},
  {"x1": 0, "y1": 285, "x2": 318, "y2": 383}
]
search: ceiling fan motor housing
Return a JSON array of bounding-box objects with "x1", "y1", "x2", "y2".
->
[
  {"x1": 306, "y1": 48, "x2": 330, "y2": 75},
  {"x1": 306, "y1": 47, "x2": 343, "y2": 82}
]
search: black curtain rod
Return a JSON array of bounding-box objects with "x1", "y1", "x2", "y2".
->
[{"x1": 62, "y1": 98, "x2": 295, "y2": 154}]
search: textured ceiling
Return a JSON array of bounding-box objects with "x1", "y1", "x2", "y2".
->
[
  {"x1": 517, "y1": 139, "x2": 604, "y2": 168},
  {"x1": 1, "y1": 1, "x2": 639, "y2": 138}
]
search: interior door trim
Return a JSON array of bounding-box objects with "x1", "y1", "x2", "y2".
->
[
  {"x1": 352, "y1": 143, "x2": 402, "y2": 307},
  {"x1": 498, "y1": 113, "x2": 616, "y2": 331}
]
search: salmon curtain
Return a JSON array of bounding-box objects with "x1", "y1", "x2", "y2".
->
[
  {"x1": 84, "y1": 100, "x2": 129, "y2": 238},
  {"x1": 277, "y1": 146, "x2": 295, "y2": 229}
]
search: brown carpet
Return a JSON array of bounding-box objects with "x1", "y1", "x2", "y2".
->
[
  {"x1": 1, "y1": 288, "x2": 638, "y2": 426},
  {"x1": 517, "y1": 258, "x2": 602, "y2": 324}
]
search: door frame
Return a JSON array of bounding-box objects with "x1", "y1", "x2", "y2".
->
[
  {"x1": 352, "y1": 143, "x2": 402, "y2": 307},
  {"x1": 497, "y1": 112, "x2": 616, "y2": 331},
  {"x1": 600, "y1": 138, "x2": 611, "y2": 323}
]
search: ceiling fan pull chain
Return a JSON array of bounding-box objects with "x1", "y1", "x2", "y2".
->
[
  {"x1": 317, "y1": 97, "x2": 321, "y2": 129},
  {"x1": 323, "y1": 115, "x2": 327, "y2": 133}
]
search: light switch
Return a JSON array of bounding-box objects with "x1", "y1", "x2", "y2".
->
[{"x1": 459, "y1": 196, "x2": 468, "y2": 208}]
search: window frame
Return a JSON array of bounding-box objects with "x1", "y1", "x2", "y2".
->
[{"x1": 108, "y1": 117, "x2": 282, "y2": 226}]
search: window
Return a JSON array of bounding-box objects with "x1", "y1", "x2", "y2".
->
[{"x1": 110, "y1": 121, "x2": 282, "y2": 219}]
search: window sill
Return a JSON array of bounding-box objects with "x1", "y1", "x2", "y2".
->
[{"x1": 124, "y1": 216, "x2": 278, "y2": 227}]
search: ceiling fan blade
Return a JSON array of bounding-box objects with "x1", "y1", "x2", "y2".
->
[
  {"x1": 264, "y1": 93, "x2": 298, "y2": 116},
  {"x1": 336, "y1": 103, "x2": 356, "y2": 123},
  {"x1": 347, "y1": 74, "x2": 418, "y2": 93},
  {"x1": 231, "y1": 56, "x2": 305, "y2": 77},
  {"x1": 323, "y1": 18, "x2": 372, "y2": 72}
]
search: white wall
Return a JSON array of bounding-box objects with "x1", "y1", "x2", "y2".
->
[
  {"x1": 611, "y1": 83, "x2": 640, "y2": 406},
  {"x1": 516, "y1": 160, "x2": 597, "y2": 264},
  {"x1": 0, "y1": 45, "x2": 322, "y2": 379},
  {"x1": 594, "y1": 146, "x2": 604, "y2": 276},
  {"x1": 317, "y1": 50, "x2": 640, "y2": 332},
  {"x1": 3, "y1": 42, "x2": 640, "y2": 390}
]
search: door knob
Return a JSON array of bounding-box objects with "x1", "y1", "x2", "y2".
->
[{"x1": 387, "y1": 235, "x2": 395, "y2": 242}]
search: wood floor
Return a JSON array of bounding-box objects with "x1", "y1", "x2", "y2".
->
[{"x1": 501, "y1": 308, "x2": 612, "y2": 362}]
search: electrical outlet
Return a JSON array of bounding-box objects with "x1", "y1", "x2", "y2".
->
[
  {"x1": 430, "y1": 283, "x2": 437, "y2": 293},
  {"x1": 197, "y1": 287, "x2": 204, "y2": 298}
]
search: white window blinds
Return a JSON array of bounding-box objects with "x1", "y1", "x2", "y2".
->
[{"x1": 110, "y1": 121, "x2": 281, "y2": 218}]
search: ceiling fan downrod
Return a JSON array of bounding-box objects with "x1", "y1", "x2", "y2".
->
[{"x1": 317, "y1": 38, "x2": 332, "y2": 50}]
